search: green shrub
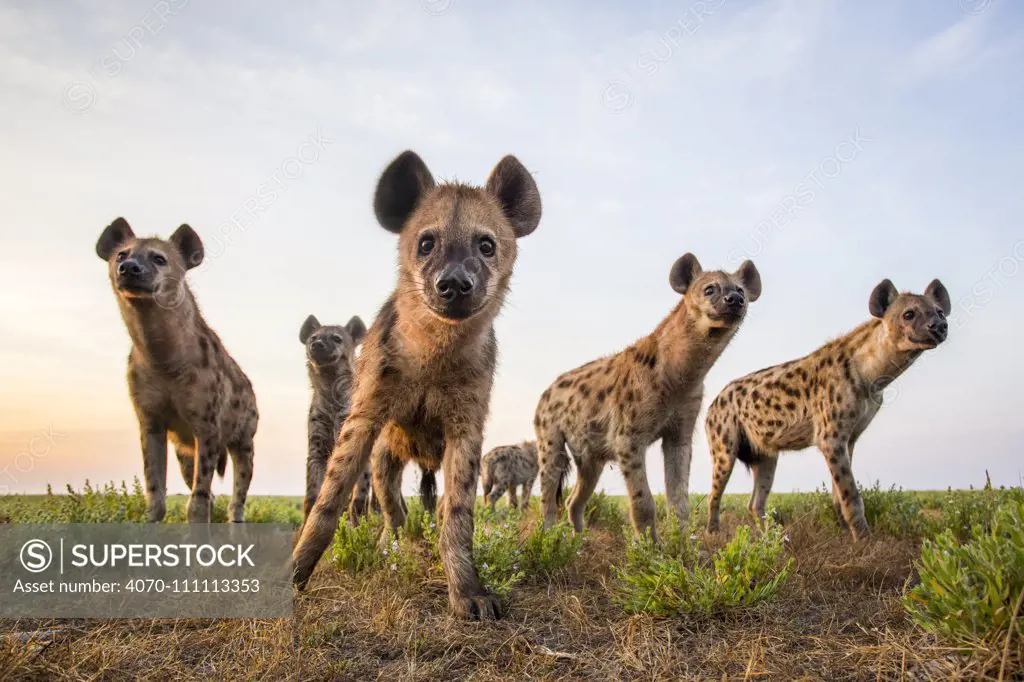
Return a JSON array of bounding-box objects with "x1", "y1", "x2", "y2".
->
[
  {"x1": 242, "y1": 497, "x2": 303, "y2": 525},
  {"x1": 331, "y1": 512, "x2": 385, "y2": 573},
  {"x1": 614, "y1": 520, "x2": 793, "y2": 617},
  {"x1": 860, "y1": 481, "x2": 924, "y2": 537},
  {"x1": 770, "y1": 488, "x2": 836, "y2": 527},
  {"x1": 10, "y1": 480, "x2": 150, "y2": 523},
  {"x1": 585, "y1": 491, "x2": 626, "y2": 531},
  {"x1": 904, "y1": 490, "x2": 1024, "y2": 647},
  {"x1": 520, "y1": 521, "x2": 585, "y2": 578},
  {"x1": 403, "y1": 497, "x2": 430, "y2": 540},
  {"x1": 472, "y1": 519, "x2": 526, "y2": 599},
  {"x1": 925, "y1": 477, "x2": 1006, "y2": 542}
]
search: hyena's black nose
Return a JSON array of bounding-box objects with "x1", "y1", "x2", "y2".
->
[
  {"x1": 723, "y1": 291, "x2": 744, "y2": 306},
  {"x1": 435, "y1": 264, "x2": 475, "y2": 301},
  {"x1": 928, "y1": 319, "x2": 948, "y2": 336},
  {"x1": 117, "y1": 259, "x2": 144, "y2": 277},
  {"x1": 310, "y1": 339, "x2": 325, "y2": 351}
]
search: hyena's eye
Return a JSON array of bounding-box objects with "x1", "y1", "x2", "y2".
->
[
  {"x1": 478, "y1": 236, "x2": 496, "y2": 258},
  {"x1": 116, "y1": 250, "x2": 129, "y2": 262},
  {"x1": 935, "y1": 308, "x2": 946, "y2": 319},
  {"x1": 152, "y1": 254, "x2": 167, "y2": 266},
  {"x1": 331, "y1": 334, "x2": 342, "y2": 343},
  {"x1": 903, "y1": 310, "x2": 915, "y2": 321},
  {"x1": 418, "y1": 235, "x2": 435, "y2": 256},
  {"x1": 703, "y1": 285, "x2": 716, "y2": 297}
]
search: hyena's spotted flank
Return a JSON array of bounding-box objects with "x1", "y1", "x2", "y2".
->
[
  {"x1": 481, "y1": 441, "x2": 538, "y2": 511},
  {"x1": 536, "y1": 254, "x2": 761, "y2": 541},
  {"x1": 291, "y1": 150, "x2": 542, "y2": 620},
  {"x1": 96, "y1": 218, "x2": 258, "y2": 524},
  {"x1": 704, "y1": 278, "x2": 951, "y2": 539}
]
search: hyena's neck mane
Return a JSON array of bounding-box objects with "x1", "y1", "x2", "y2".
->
[
  {"x1": 307, "y1": 361, "x2": 352, "y2": 407},
  {"x1": 119, "y1": 287, "x2": 202, "y2": 373},
  {"x1": 635, "y1": 300, "x2": 739, "y2": 395},
  {"x1": 391, "y1": 287, "x2": 502, "y2": 366},
  {"x1": 845, "y1": 319, "x2": 923, "y2": 390}
]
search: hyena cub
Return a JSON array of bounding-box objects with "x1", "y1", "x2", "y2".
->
[
  {"x1": 299, "y1": 314, "x2": 370, "y2": 524},
  {"x1": 95, "y1": 218, "x2": 258, "y2": 523},
  {"x1": 292, "y1": 150, "x2": 541, "y2": 620},
  {"x1": 536, "y1": 254, "x2": 761, "y2": 541},
  {"x1": 481, "y1": 441, "x2": 538, "y2": 511},
  {"x1": 705, "y1": 279, "x2": 950, "y2": 539}
]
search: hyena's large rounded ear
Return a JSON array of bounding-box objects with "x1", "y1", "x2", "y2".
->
[
  {"x1": 299, "y1": 315, "x2": 321, "y2": 344},
  {"x1": 669, "y1": 253, "x2": 702, "y2": 294},
  {"x1": 169, "y1": 224, "x2": 204, "y2": 270},
  {"x1": 345, "y1": 315, "x2": 368, "y2": 346},
  {"x1": 485, "y1": 155, "x2": 542, "y2": 238},
  {"x1": 868, "y1": 279, "x2": 899, "y2": 318},
  {"x1": 95, "y1": 217, "x2": 135, "y2": 260},
  {"x1": 925, "y1": 279, "x2": 951, "y2": 315},
  {"x1": 734, "y1": 260, "x2": 762, "y2": 302},
  {"x1": 373, "y1": 151, "x2": 436, "y2": 233}
]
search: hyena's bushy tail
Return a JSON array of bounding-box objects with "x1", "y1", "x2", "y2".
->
[{"x1": 217, "y1": 449, "x2": 228, "y2": 477}]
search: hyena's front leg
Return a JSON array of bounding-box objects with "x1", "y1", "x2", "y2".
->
[
  {"x1": 830, "y1": 442, "x2": 856, "y2": 531},
  {"x1": 819, "y1": 437, "x2": 867, "y2": 540},
  {"x1": 303, "y1": 419, "x2": 332, "y2": 523},
  {"x1": 140, "y1": 424, "x2": 168, "y2": 522},
  {"x1": 187, "y1": 435, "x2": 221, "y2": 523},
  {"x1": 440, "y1": 432, "x2": 501, "y2": 620},
  {"x1": 662, "y1": 391, "x2": 701, "y2": 525},
  {"x1": 293, "y1": 414, "x2": 379, "y2": 588}
]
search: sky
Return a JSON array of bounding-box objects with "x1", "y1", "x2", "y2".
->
[{"x1": 0, "y1": 0, "x2": 1022, "y2": 500}]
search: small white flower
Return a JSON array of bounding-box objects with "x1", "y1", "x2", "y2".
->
[
  {"x1": 390, "y1": 563, "x2": 397, "y2": 571},
  {"x1": 429, "y1": 522, "x2": 436, "y2": 529},
  {"x1": 689, "y1": 534, "x2": 698, "y2": 540},
  {"x1": 482, "y1": 562, "x2": 489, "y2": 569},
  {"x1": 391, "y1": 540, "x2": 399, "y2": 550},
  {"x1": 514, "y1": 549, "x2": 521, "y2": 556},
  {"x1": 382, "y1": 548, "x2": 389, "y2": 556},
  {"x1": 512, "y1": 564, "x2": 519, "y2": 571},
  {"x1": 784, "y1": 534, "x2": 791, "y2": 543}
]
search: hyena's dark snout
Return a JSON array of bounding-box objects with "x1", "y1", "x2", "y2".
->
[{"x1": 435, "y1": 263, "x2": 476, "y2": 301}]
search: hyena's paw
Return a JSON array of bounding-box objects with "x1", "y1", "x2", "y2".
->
[
  {"x1": 450, "y1": 592, "x2": 503, "y2": 621},
  {"x1": 850, "y1": 517, "x2": 870, "y2": 542}
]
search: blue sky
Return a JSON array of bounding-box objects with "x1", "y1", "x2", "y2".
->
[{"x1": 0, "y1": 0, "x2": 1021, "y2": 498}]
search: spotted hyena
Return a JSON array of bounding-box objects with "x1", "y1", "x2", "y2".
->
[
  {"x1": 481, "y1": 441, "x2": 538, "y2": 511},
  {"x1": 95, "y1": 218, "x2": 258, "y2": 523},
  {"x1": 299, "y1": 313, "x2": 371, "y2": 524},
  {"x1": 704, "y1": 278, "x2": 951, "y2": 539},
  {"x1": 536, "y1": 254, "x2": 761, "y2": 541},
  {"x1": 292, "y1": 150, "x2": 541, "y2": 620}
]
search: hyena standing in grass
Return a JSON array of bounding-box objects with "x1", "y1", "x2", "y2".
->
[
  {"x1": 481, "y1": 441, "x2": 538, "y2": 511},
  {"x1": 536, "y1": 254, "x2": 761, "y2": 541},
  {"x1": 95, "y1": 218, "x2": 257, "y2": 523},
  {"x1": 292, "y1": 150, "x2": 542, "y2": 620},
  {"x1": 704, "y1": 279, "x2": 951, "y2": 539},
  {"x1": 299, "y1": 314, "x2": 371, "y2": 524}
]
